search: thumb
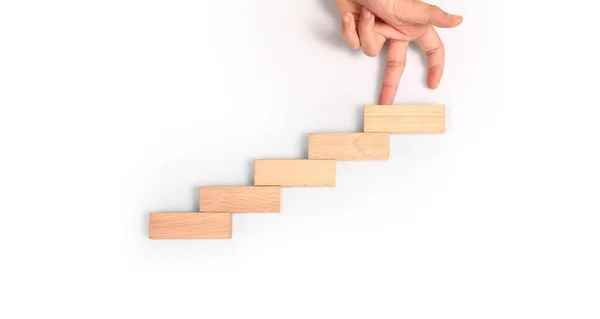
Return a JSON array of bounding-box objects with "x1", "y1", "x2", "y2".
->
[{"x1": 395, "y1": 0, "x2": 463, "y2": 28}]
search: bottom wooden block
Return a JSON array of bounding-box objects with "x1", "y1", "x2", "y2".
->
[{"x1": 149, "y1": 212, "x2": 232, "y2": 239}]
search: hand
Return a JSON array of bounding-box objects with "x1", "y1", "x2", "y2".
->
[{"x1": 334, "y1": 0, "x2": 463, "y2": 104}]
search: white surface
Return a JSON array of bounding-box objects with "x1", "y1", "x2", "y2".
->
[{"x1": 1, "y1": 0, "x2": 599, "y2": 318}]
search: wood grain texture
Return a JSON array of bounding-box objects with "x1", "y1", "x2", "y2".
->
[
  {"x1": 308, "y1": 132, "x2": 390, "y2": 160},
  {"x1": 149, "y1": 212, "x2": 232, "y2": 239},
  {"x1": 364, "y1": 104, "x2": 446, "y2": 133},
  {"x1": 199, "y1": 186, "x2": 281, "y2": 213},
  {"x1": 254, "y1": 160, "x2": 336, "y2": 187}
]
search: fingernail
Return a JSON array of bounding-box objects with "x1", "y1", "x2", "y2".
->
[
  {"x1": 343, "y1": 15, "x2": 351, "y2": 23},
  {"x1": 362, "y1": 7, "x2": 372, "y2": 19},
  {"x1": 449, "y1": 14, "x2": 463, "y2": 22}
]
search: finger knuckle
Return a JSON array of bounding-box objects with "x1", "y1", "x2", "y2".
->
[
  {"x1": 381, "y1": 83, "x2": 398, "y2": 91},
  {"x1": 392, "y1": 0, "x2": 409, "y2": 20},
  {"x1": 387, "y1": 59, "x2": 405, "y2": 68}
]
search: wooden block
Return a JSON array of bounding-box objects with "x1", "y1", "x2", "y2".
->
[
  {"x1": 308, "y1": 132, "x2": 390, "y2": 160},
  {"x1": 364, "y1": 104, "x2": 446, "y2": 133},
  {"x1": 149, "y1": 212, "x2": 232, "y2": 239},
  {"x1": 254, "y1": 160, "x2": 336, "y2": 187},
  {"x1": 199, "y1": 186, "x2": 281, "y2": 213}
]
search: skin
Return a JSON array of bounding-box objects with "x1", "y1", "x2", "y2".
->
[{"x1": 334, "y1": 0, "x2": 463, "y2": 104}]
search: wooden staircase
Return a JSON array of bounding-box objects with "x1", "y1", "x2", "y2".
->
[{"x1": 148, "y1": 104, "x2": 446, "y2": 239}]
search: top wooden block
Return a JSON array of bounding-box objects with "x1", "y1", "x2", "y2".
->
[{"x1": 363, "y1": 105, "x2": 446, "y2": 133}]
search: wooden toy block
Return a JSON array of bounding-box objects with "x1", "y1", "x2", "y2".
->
[
  {"x1": 363, "y1": 104, "x2": 446, "y2": 133},
  {"x1": 149, "y1": 212, "x2": 232, "y2": 239},
  {"x1": 254, "y1": 159, "x2": 336, "y2": 187},
  {"x1": 199, "y1": 186, "x2": 281, "y2": 213},
  {"x1": 308, "y1": 132, "x2": 390, "y2": 160}
]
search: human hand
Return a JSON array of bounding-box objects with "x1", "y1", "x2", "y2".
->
[{"x1": 334, "y1": 0, "x2": 463, "y2": 104}]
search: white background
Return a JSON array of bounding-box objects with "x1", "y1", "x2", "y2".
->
[{"x1": 1, "y1": 0, "x2": 599, "y2": 318}]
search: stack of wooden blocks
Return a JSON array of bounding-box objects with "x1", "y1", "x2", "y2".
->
[{"x1": 149, "y1": 105, "x2": 446, "y2": 239}]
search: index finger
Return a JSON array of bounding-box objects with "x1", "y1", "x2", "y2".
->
[{"x1": 378, "y1": 39, "x2": 409, "y2": 105}]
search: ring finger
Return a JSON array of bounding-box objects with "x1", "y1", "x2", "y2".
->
[{"x1": 358, "y1": 7, "x2": 386, "y2": 57}]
